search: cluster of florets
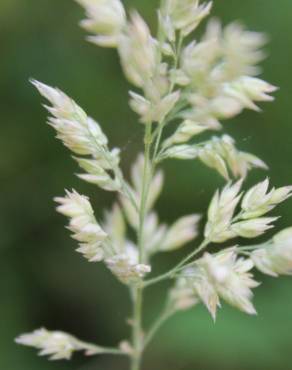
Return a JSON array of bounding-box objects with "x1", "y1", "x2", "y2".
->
[
  {"x1": 15, "y1": 328, "x2": 104, "y2": 360},
  {"x1": 16, "y1": 0, "x2": 292, "y2": 366}
]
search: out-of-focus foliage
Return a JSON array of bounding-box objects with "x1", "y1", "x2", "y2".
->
[{"x1": 1, "y1": 0, "x2": 292, "y2": 369}]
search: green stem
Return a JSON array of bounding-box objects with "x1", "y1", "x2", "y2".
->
[
  {"x1": 77, "y1": 340, "x2": 127, "y2": 356},
  {"x1": 131, "y1": 286, "x2": 143, "y2": 370},
  {"x1": 131, "y1": 121, "x2": 153, "y2": 370},
  {"x1": 138, "y1": 122, "x2": 153, "y2": 263},
  {"x1": 130, "y1": 31, "x2": 188, "y2": 370},
  {"x1": 239, "y1": 243, "x2": 268, "y2": 251},
  {"x1": 93, "y1": 347, "x2": 126, "y2": 355},
  {"x1": 152, "y1": 120, "x2": 165, "y2": 162},
  {"x1": 144, "y1": 239, "x2": 209, "y2": 288}
]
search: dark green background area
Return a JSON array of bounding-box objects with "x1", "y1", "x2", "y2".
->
[{"x1": 1, "y1": 1, "x2": 292, "y2": 369}]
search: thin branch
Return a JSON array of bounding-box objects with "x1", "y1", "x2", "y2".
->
[
  {"x1": 143, "y1": 239, "x2": 210, "y2": 288},
  {"x1": 131, "y1": 121, "x2": 153, "y2": 370}
]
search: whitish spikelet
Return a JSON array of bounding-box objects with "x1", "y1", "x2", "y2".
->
[
  {"x1": 129, "y1": 90, "x2": 180, "y2": 123},
  {"x1": 15, "y1": 328, "x2": 103, "y2": 360},
  {"x1": 143, "y1": 212, "x2": 168, "y2": 254},
  {"x1": 118, "y1": 12, "x2": 157, "y2": 87},
  {"x1": 32, "y1": 80, "x2": 108, "y2": 155},
  {"x1": 172, "y1": 249, "x2": 258, "y2": 319},
  {"x1": 220, "y1": 22, "x2": 268, "y2": 77},
  {"x1": 204, "y1": 179, "x2": 284, "y2": 242},
  {"x1": 105, "y1": 241, "x2": 151, "y2": 283},
  {"x1": 204, "y1": 180, "x2": 243, "y2": 243},
  {"x1": 241, "y1": 178, "x2": 292, "y2": 219},
  {"x1": 163, "y1": 0, "x2": 213, "y2": 36},
  {"x1": 75, "y1": 0, "x2": 126, "y2": 47},
  {"x1": 163, "y1": 135, "x2": 267, "y2": 180},
  {"x1": 55, "y1": 190, "x2": 108, "y2": 262},
  {"x1": 32, "y1": 80, "x2": 122, "y2": 192},
  {"x1": 252, "y1": 228, "x2": 292, "y2": 276},
  {"x1": 224, "y1": 77, "x2": 278, "y2": 112},
  {"x1": 199, "y1": 250, "x2": 259, "y2": 317},
  {"x1": 169, "y1": 272, "x2": 201, "y2": 311},
  {"x1": 160, "y1": 214, "x2": 201, "y2": 251},
  {"x1": 231, "y1": 217, "x2": 278, "y2": 239}
]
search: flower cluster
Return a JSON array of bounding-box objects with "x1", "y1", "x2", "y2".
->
[
  {"x1": 102, "y1": 202, "x2": 151, "y2": 283},
  {"x1": 74, "y1": 0, "x2": 277, "y2": 163},
  {"x1": 170, "y1": 248, "x2": 259, "y2": 320},
  {"x1": 52, "y1": 152, "x2": 201, "y2": 285},
  {"x1": 204, "y1": 179, "x2": 291, "y2": 243},
  {"x1": 55, "y1": 190, "x2": 108, "y2": 262},
  {"x1": 118, "y1": 12, "x2": 157, "y2": 89},
  {"x1": 17, "y1": 0, "x2": 292, "y2": 369},
  {"x1": 75, "y1": 0, "x2": 126, "y2": 47},
  {"x1": 121, "y1": 12, "x2": 182, "y2": 125},
  {"x1": 15, "y1": 328, "x2": 102, "y2": 360},
  {"x1": 55, "y1": 189, "x2": 151, "y2": 284},
  {"x1": 98, "y1": 153, "x2": 200, "y2": 283},
  {"x1": 53, "y1": 152, "x2": 201, "y2": 285},
  {"x1": 252, "y1": 228, "x2": 292, "y2": 277},
  {"x1": 241, "y1": 179, "x2": 292, "y2": 219},
  {"x1": 32, "y1": 80, "x2": 122, "y2": 192},
  {"x1": 161, "y1": 0, "x2": 212, "y2": 37},
  {"x1": 162, "y1": 134, "x2": 267, "y2": 179},
  {"x1": 155, "y1": 19, "x2": 276, "y2": 150}
]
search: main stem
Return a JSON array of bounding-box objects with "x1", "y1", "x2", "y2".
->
[
  {"x1": 131, "y1": 122, "x2": 153, "y2": 370},
  {"x1": 131, "y1": 286, "x2": 143, "y2": 370}
]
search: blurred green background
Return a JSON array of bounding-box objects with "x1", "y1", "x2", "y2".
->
[{"x1": 1, "y1": 0, "x2": 292, "y2": 369}]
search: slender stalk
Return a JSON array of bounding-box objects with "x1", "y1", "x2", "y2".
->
[
  {"x1": 131, "y1": 286, "x2": 143, "y2": 370},
  {"x1": 138, "y1": 122, "x2": 153, "y2": 263},
  {"x1": 152, "y1": 120, "x2": 165, "y2": 163},
  {"x1": 144, "y1": 239, "x2": 209, "y2": 288},
  {"x1": 239, "y1": 243, "x2": 268, "y2": 251},
  {"x1": 99, "y1": 348, "x2": 126, "y2": 355},
  {"x1": 90, "y1": 347, "x2": 126, "y2": 356},
  {"x1": 131, "y1": 121, "x2": 153, "y2": 370},
  {"x1": 77, "y1": 340, "x2": 127, "y2": 356}
]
